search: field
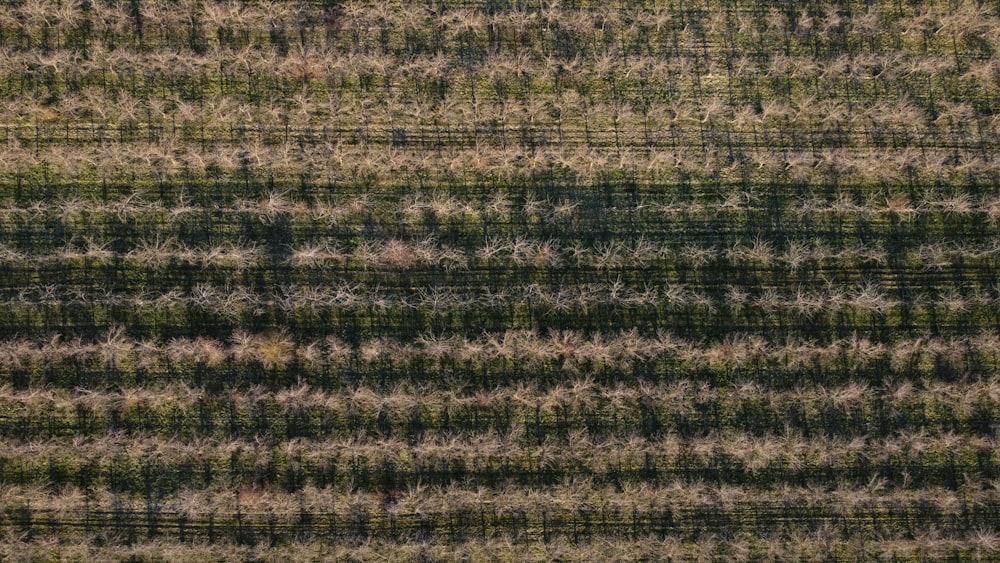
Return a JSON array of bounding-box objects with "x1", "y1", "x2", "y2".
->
[{"x1": 1, "y1": 0, "x2": 1000, "y2": 560}]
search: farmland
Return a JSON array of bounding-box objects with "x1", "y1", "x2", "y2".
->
[{"x1": 1, "y1": 0, "x2": 1000, "y2": 559}]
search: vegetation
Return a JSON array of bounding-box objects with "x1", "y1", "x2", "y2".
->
[{"x1": 1, "y1": 0, "x2": 999, "y2": 559}]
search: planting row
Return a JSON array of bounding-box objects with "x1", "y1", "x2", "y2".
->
[
  {"x1": 0, "y1": 328, "x2": 996, "y2": 390},
  {"x1": 2, "y1": 138, "x2": 997, "y2": 195},
  {"x1": 0, "y1": 281, "x2": 995, "y2": 343},
  {"x1": 1, "y1": 431, "x2": 998, "y2": 497},
  {"x1": 1, "y1": 534, "x2": 991, "y2": 563},
  {"x1": 0, "y1": 185, "x2": 997, "y2": 223},
  {"x1": 0, "y1": 375, "x2": 997, "y2": 441},
  {"x1": 1, "y1": 480, "x2": 997, "y2": 549},
  {"x1": 1, "y1": 231, "x2": 998, "y2": 275}
]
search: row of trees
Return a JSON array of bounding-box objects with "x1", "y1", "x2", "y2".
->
[
  {"x1": 2, "y1": 281, "x2": 994, "y2": 335},
  {"x1": 0, "y1": 234, "x2": 997, "y2": 273},
  {"x1": 1, "y1": 375, "x2": 997, "y2": 440},
  {"x1": 0, "y1": 429, "x2": 995, "y2": 494},
  {"x1": 2, "y1": 185, "x2": 998, "y2": 220},
  {"x1": 0, "y1": 329, "x2": 995, "y2": 378},
  {"x1": 4, "y1": 374, "x2": 997, "y2": 418},
  {"x1": 0, "y1": 526, "x2": 994, "y2": 561},
  {"x1": 1, "y1": 478, "x2": 997, "y2": 548},
  {"x1": 4, "y1": 277, "x2": 992, "y2": 312},
  {"x1": 3, "y1": 140, "x2": 997, "y2": 192}
]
